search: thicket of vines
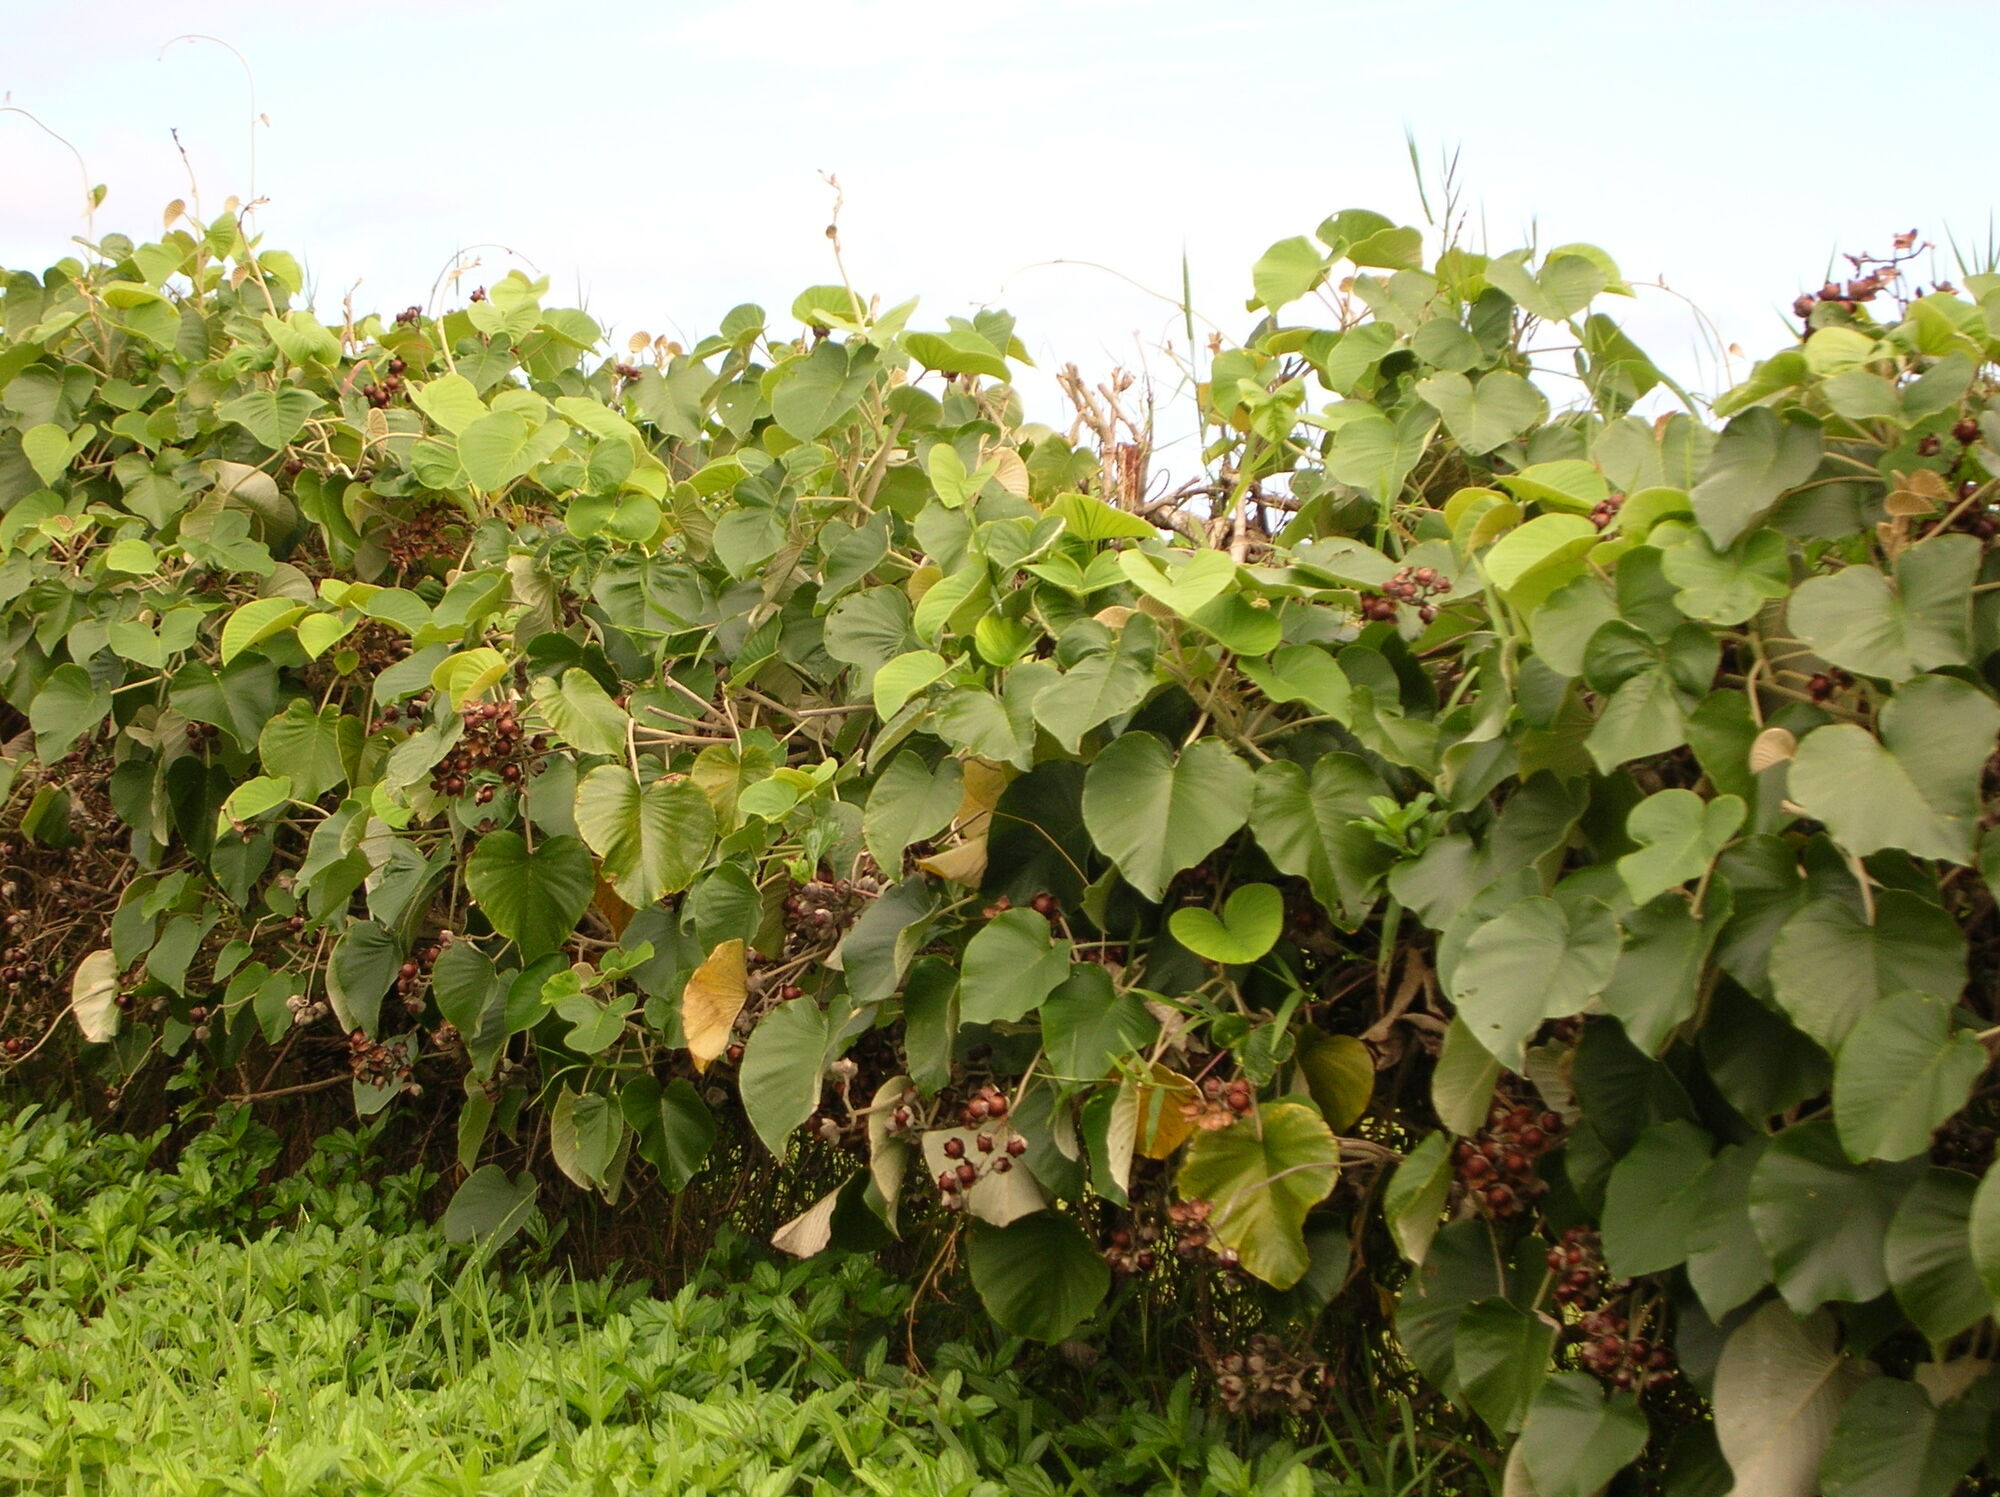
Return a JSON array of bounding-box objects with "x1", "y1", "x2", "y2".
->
[{"x1": 7, "y1": 200, "x2": 2000, "y2": 1492}]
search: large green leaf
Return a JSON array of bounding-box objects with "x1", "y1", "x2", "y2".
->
[
  {"x1": 1031, "y1": 615, "x2": 1157, "y2": 754},
  {"x1": 464, "y1": 832, "x2": 593, "y2": 961},
  {"x1": 1600, "y1": 1120, "x2": 1715, "y2": 1278},
  {"x1": 1818, "y1": 1378, "x2": 1986, "y2": 1497},
  {"x1": 1449, "y1": 894, "x2": 1619, "y2": 1065},
  {"x1": 1689, "y1": 406, "x2": 1823, "y2": 548},
  {"x1": 532, "y1": 669, "x2": 631, "y2": 757},
  {"x1": 1788, "y1": 536, "x2": 1980, "y2": 682},
  {"x1": 29, "y1": 663, "x2": 110, "y2": 760},
  {"x1": 1616, "y1": 788, "x2": 1744, "y2": 905},
  {"x1": 256, "y1": 700, "x2": 356, "y2": 802},
  {"x1": 1513, "y1": 1374, "x2": 1649, "y2": 1497},
  {"x1": 573, "y1": 766, "x2": 714, "y2": 908},
  {"x1": 1768, "y1": 892, "x2": 1965, "y2": 1054},
  {"x1": 1384, "y1": 1131, "x2": 1453, "y2": 1266},
  {"x1": 1749, "y1": 1121, "x2": 1922, "y2": 1312},
  {"x1": 440, "y1": 1166, "x2": 539, "y2": 1248},
  {"x1": 550, "y1": 1087, "x2": 626, "y2": 1192},
  {"x1": 1081, "y1": 733, "x2": 1255, "y2": 902},
  {"x1": 770, "y1": 339, "x2": 878, "y2": 440},
  {"x1": 1657, "y1": 526, "x2": 1792, "y2": 623},
  {"x1": 1600, "y1": 888, "x2": 1729, "y2": 1057},
  {"x1": 1175, "y1": 1100, "x2": 1338, "y2": 1290},
  {"x1": 1453, "y1": 1298, "x2": 1553, "y2": 1436},
  {"x1": 965, "y1": 1213, "x2": 1110, "y2": 1342},
  {"x1": 958, "y1": 909, "x2": 1071, "y2": 1025},
  {"x1": 1686, "y1": 1138, "x2": 1774, "y2": 1320},
  {"x1": 622, "y1": 1075, "x2": 717, "y2": 1191},
  {"x1": 862, "y1": 751, "x2": 964, "y2": 873},
  {"x1": 1415, "y1": 369, "x2": 1546, "y2": 455},
  {"x1": 217, "y1": 386, "x2": 324, "y2": 448},
  {"x1": 1246, "y1": 754, "x2": 1390, "y2": 926},
  {"x1": 1885, "y1": 1167, "x2": 1988, "y2": 1344},
  {"x1": 1832, "y1": 992, "x2": 1985, "y2": 1163},
  {"x1": 1788, "y1": 674, "x2": 2000, "y2": 865},
  {"x1": 1248, "y1": 235, "x2": 1328, "y2": 311},
  {"x1": 740, "y1": 996, "x2": 838, "y2": 1155},
  {"x1": 1040, "y1": 964, "x2": 1156, "y2": 1083},
  {"x1": 328, "y1": 919, "x2": 403, "y2": 1038}
]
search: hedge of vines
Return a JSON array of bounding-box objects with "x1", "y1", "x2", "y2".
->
[{"x1": 7, "y1": 202, "x2": 2000, "y2": 1493}]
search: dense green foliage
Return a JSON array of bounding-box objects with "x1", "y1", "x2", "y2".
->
[
  {"x1": 0, "y1": 1106, "x2": 1478, "y2": 1495},
  {"x1": 7, "y1": 201, "x2": 2000, "y2": 1492}
]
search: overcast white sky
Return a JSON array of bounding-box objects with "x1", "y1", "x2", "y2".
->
[{"x1": 6, "y1": 0, "x2": 1996, "y2": 464}]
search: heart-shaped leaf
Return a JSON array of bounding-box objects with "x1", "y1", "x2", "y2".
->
[
  {"x1": 465, "y1": 831, "x2": 593, "y2": 962},
  {"x1": 1658, "y1": 525, "x2": 1792, "y2": 623},
  {"x1": 1690, "y1": 405, "x2": 1823, "y2": 548},
  {"x1": 1789, "y1": 674, "x2": 2000, "y2": 866},
  {"x1": 574, "y1": 765, "x2": 714, "y2": 907},
  {"x1": 1514, "y1": 1374, "x2": 1649, "y2": 1497},
  {"x1": 1175, "y1": 1100, "x2": 1338, "y2": 1289},
  {"x1": 1616, "y1": 788, "x2": 1745, "y2": 905},
  {"x1": 1769, "y1": 891, "x2": 1965, "y2": 1055},
  {"x1": 1712, "y1": 1301, "x2": 1862, "y2": 1497},
  {"x1": 1449, "y1": 894, "x2": 1619, "y2": 1065},
  {"x1": 1788, "y1": 535, "x2": 1980, "y2": 682},
  {"x1": 966, "y1": 1213, "x2": 1111, "y2": 1342},
  {"x1": 1415, "y1": 369, "x2": 1547, "y2": 455},
  {"x1": 1082, "y1": 733, "x2": 1256, "y2": 902},
  {"x1": 959, "y1": 908, "x2": 1071, "y2": 1025},
  {"x1": 1168, "y1": 882, "x2": 1283, "y2": 964},
  {"x1": 1834, "y1": 992, "x2": 1985, "y2": 1162},
  {"x1": 1886, "y1": 1168, "x2": 1988, "y2": 1345},
  {"x1": 1117, "y1": 548, "x2": 1238, "y2": 617}
]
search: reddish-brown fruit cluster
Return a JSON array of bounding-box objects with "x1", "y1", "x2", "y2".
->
[
  {"x1": 781, "y1": 877, "x2": 874, "y2": 950},
  {"x1": 0, "y1": 1036, "x2": 25, "y2": 1060},
  {"x1": 396, "y1": 934, "x2": 449, "y2": 1014},
  {"x1": 1362, "y1": 565, "x2": 1452, "y2": 625},
  {"x1": 1100, "y1": 1221, "x2": 1161, "y2": 1276},
  {"x1": 394, "y1": 305, "x2": 422, "y2": 326},
  {"x1": 955, "y1": 1082, "x2": 1012, "y2": 1129},
  {"x1": 1806, "y1": 669, "x2": 1853, "y2": 703},
  {"x1": 1455, "y1": 1099, "x2": 1565, "y2": 1219},
  {"x1": 430, "y1": 699, "x2": 545, "y2": 803},
  {"x1": 282, "y1": 455, "x2": 306, "y2": 477},
  {"x1": 1954, "y1": 416, "x2": 1982, "y2": 446},
  {"x1": 1575, "y1": 1305, "x2": 1673, "y2": 1391},
  {"x1": 468, "y1": 287, "x2": 487, "y2": 303},
  {"x1": 1166, "y1": 1197, "x2": 1239, "y2": 1269},
  {"x1": 1589, "y1": 492, "x2": 1626, "y2": 531},
  {"x1": 1547, "y1": 1225, "x2": 1615, "y2": 1309},
  {"x1": 348, "y1": 1029, "x2": 416, "y2": 1093},
  {"x1": 184, "y1": 719, "x2": 224, "y2": 747},
  {"x1": 1180, "y1": 1074, "x2": 1254, "y2": 1133},
  {"x1": 358, "y1": 364, "x2": 404, "y2": 408},
  {"x1": 612, "y1": 362, "x2": 644, "y2": 381},
  {"x1": 934, "y1": 1124, "x2": 1024, "y2": 1211},
  {"x1": 1211, "y1": 1334, "x2": 1328, "y2": 1418},
  {"x1": 380, "y1": 501, "x2": 469, "y2": 576}
]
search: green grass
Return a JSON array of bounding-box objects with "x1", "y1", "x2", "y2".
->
[{"x1": 0, "y1": 1106, "x2": 1493, "y2": 1496}]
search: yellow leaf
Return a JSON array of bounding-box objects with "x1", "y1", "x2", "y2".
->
[
  {"x1": 953, "y1": 756, "x2": 1011, "y2": 837},
  {"x1": 1134, "y1": 1064, "x2": 1199, "y2": 1159},
  {"x1": 682, "y1": 938, "x2": 747, "y2": 1073},
  {"x1": 916, "y1": 838, "x2": 987, "y2": 886}
]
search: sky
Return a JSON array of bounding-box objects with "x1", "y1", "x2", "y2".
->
[{"x1": 5, "y1": 0, "x2": 1996, "y2": 471}]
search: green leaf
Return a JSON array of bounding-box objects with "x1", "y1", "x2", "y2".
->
[
  {"x1": 1617, "y1": 789, "x2": 1745, "y2": 905},
  {"x1": 1048, "y1": 491, "x2": 1156, "y2": 541},
  {"x1": 966, "y1": 1213, "x2": 1110, "y2": 1342},
  {"x1": 1116, "y1": 548, "x2": 1237, "y2": 617},
  {"x1": 256, "y1": 700, "x2": 355, "y2": 802},
  {"x1": 1750, "y1": 1121, "x2": 1922, "y2": 1312},
  {"x1": 740, "y1": 996, "x2": 837, "y2": 1155},
  {"x1": 30, "y1": 663, "x2": 110, "y2": 760},
  {"x1": 1453, "y1": 1299, "x2": 1554, "y2": 1435},
  {"x1": 1601, "y1": 888, "x2": 1728, "y2": 1057},
  {"x1": 1788, "y1": 536, "x2": 1980, "y2": 682},
  {"x1": 532, "y1": 669, "x2": 631, "y2": 757},
  {"x1": 440, "y1": 1166, "x2": 539, "y2": 1248},
  {"x1": 328, "y1": 920, "x2": 403, "y2": 1038},
  {"x1": 771, "y1": 339, "x2": 879, "y2": 440},
  {"x1": 1788, "y1": 675, "x2": 2000, "y2": 865},
  {"x1": 217, "y1": 386, "x2": 324, "y2": 448},
  {"x1": 1886, "y1": 1167, "x2": 1988, "y2": 1344},
  {"x1": 1168, "y1": 883, "x2": 1282, "y2": 965},
  {"x1": 1769, "y1": 892, "x2": 1966, "y2": 1054},
  {"x1": 1833, "y1": 993, "x2": 1985, "y2": 1163},
  {"x1": 1482, "y1": 513, "x2": 1599, "y2": 598},
  {"x1": 1712, "y1": 1302, "x2": 1862, "y2": 1497},
  {"x1": 458, "y1": 410, "x2": 548, "y2": 491},
  {"x1": 871, "y1": 649, "x2": 951, "y2": 720},
  {"x1": 863, "y1": 751, "x2": 964, "y2": 874},
  {"x1": 1031, "y1": 615, "x2": 1157, "y2": 754},
  {"x1": 550, "y1": 1087, "x2": 626, "y2": 1191},
  {"x1": 1449, "y1": 894, "x2": 1619, "y2": 1066},
  {"x1": 1247, "y1": 754, "x2": 1390, "y2": 926},
  {"x1": 1658, "y1": 526, "x2": 1792, "y2": 624},
  {"x1": 1239, "y1": 644, "x2": 1351, "y2": 719},
  {"x1": 623, "y1": 1076, "x2": 718, "y2": 1191},
  {"x1": 1175, "y1": 1100, "x2": 1338, "y2": 1290},
  {"x1": 1964, "y1": 1157, "x2": 2000, "y2": 1318},
  {"x1": 409, "y1": 372, "x2": 488, "y2": 434},
  {"x1": 1416, "y1": 369, "x2": 1547, "y2": 455},
  {"x1": 573, "y1": 766, "x2": 715, "y2": 908},
  {"x1": 1686, "y1": 1139, "x2": 1773, "y2": 1319},
  {"x1": 465, "y1": 832, "x2": 593, "y2": 962},
  {"x1": 1690, "y1": 406, "x2": 1823, "y2": 548},
  {"x1": 1041, "y1": 964, "x2": 1156, "y2": 1083},
  {"x1": 1601, "y1": 1120, "x2": 1715, "y2": 1278},
  {"x1": 1514, "y1": 1374, "x2": 1649, "y2": 1497},
  {"x1": 1384, "y1": 1131, "x2": 1453, "y2": 1266},
  {"x1": 1249, "y1": 236, "x2": 1328, "y2": 311},
  {"x1": 1496, "y1": 460, "x2": 1609, "y2": 514},
  {"x1": 1818, "y1": 1377, "x2": 1986, "y2": 1497},
  {"x1": 1296, "y1": 1030, "x2": 1372, "y2": 1132},
  {"x1": 905, "y1": 329, "x2": 1008, "y2": 380},
  {"x1": 1323, "y1": 405, "x2": 1436, "y2": 501},
  {"x1": 1082, "y1": 734, "x2": 1255, "y2": 902},
  {"x1": 959, "y1": 909, "x2": 1072, "y2": 1025}
]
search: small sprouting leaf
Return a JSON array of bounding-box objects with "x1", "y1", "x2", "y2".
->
[{"x1": 1167, "y1": 883, "x2": 1283, "y2": 965}]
